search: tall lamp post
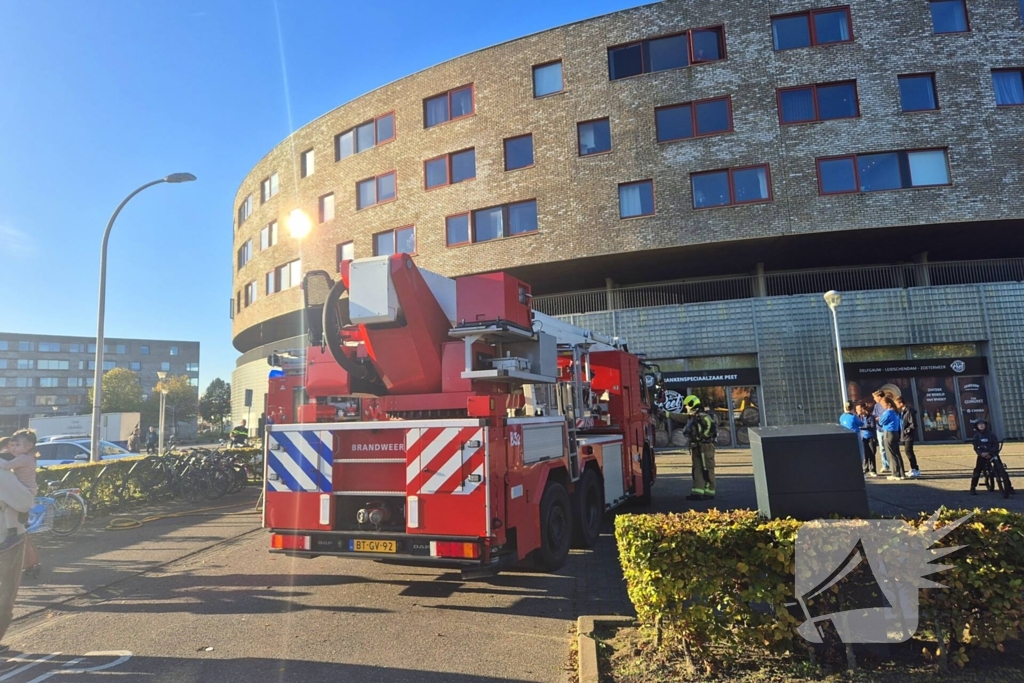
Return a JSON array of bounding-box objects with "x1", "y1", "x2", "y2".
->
[
  {"x1": 824, "y1": 290, "x2": 848, "y2": 405},
  {"x1": 90, "y1": 173, "x2": 196, "y2": 462},
  {"x1": 156, "y1": 371, "x2": 168, "y2": 455}
]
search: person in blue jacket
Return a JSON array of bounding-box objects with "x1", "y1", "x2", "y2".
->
[
  {"x1": 856, "y1": 403, "x2": 878, "y2": 476},
  {"x1": 877, "y1": 396, "x2": 906, "y2": 480},
  {"x1": 839, "y1": 400, "x2": 862, "y2": 433}
]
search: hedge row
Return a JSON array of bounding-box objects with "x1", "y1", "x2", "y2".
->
[
  {"x1": 34, "y1": 448, "x2": 263, "y2": 513},
  {"x1": 615, "y1": 508, "x2": 1024, "y2": 671}
]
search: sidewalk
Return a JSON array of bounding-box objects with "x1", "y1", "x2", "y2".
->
[{"x1": 14, "y1": 489, "x2": 262, "y2": 622}]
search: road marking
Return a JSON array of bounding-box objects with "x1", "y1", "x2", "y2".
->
[
  {"x1": 0, "y1": 654, "x2": 61, "y2": 681},
  {"x1": 0, "y1": 652, "x2": 132, "y2": 683}
]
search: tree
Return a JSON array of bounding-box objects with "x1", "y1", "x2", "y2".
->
[
  {"x1": 86, "y1": 368, "x2": 143, "y2": 413},
  {"x1": 142, "y1": 375, "x2": 199, "y2": 432},
  {"x1": 199, "y1": 378, "x2": 231, "y2": 431}
]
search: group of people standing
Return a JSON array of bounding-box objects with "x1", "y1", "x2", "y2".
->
[{"x1": 840, "y1": 390, "x2": 921, "y2": 480}]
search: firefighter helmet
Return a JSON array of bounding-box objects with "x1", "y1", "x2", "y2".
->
[{"x1": 683, "y1": 395, "x2": 702, "y2": 412}]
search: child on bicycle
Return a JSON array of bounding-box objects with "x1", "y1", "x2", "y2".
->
[
  {"x1": 0, "y1": 430, "x2": 39, "y2": 549},
  {"x1": 970, "y1": 420, "x2": 1000, "y2": 495}
]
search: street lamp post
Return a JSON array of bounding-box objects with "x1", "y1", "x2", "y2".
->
[
  {"x1": 90, "y1": 173, "x2": 196, "y2": 462},
  {"x1": 824, "y1": 290, "x2": 848, "y2": 405},
  {"x1": 157, "y1": 371, "x2": 168, "y2": 455}
]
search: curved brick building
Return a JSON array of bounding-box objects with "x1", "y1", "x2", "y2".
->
[{"x1": 232, "y1": 0, "x2": 1024, "y2": 443}]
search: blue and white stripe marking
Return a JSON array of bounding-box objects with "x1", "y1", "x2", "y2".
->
[{"x1": 267, "y1": 430, "x2": 333, "y2": 493}]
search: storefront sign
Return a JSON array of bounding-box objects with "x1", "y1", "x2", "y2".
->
[
  {"x1": 957, "y1": 377, "x2": 989, "y2": 427},
  {"x1": 661, "y1": 367, "x2": 761, "y2": 388},
  {"x1": 843, "y1": 357, "x2": 988, "y2": 379},
  {"x1": 917, "y1": 377, "x2": 960, "y2": 440}
]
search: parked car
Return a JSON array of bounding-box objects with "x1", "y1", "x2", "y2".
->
[{"x1": 35, "y1": 440, "x2": 136, "y2": 468}]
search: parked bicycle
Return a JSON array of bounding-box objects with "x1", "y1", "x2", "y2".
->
[
  {"x1": 27, "y1": 479, "x2": 88, "y2": 537},
  {"x1": 982, "y1": 441, "x2": 1015, "y2": 499}
]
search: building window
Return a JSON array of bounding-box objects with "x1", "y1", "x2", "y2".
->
[
  {"x1": 38, "y1": 342, "x2": 60, "y2": 352},
  {"x1": 356, "y1": 171, "x2": 397, "y2": 209},
  {"x1": 130, "y1": 361, "x2": 141, "y2": 371},
  {"x1": 424, "y1": 86, "x2": 474, "y2": 128},
  {"x1": 301, "y1": 149, "x2": 314, "y2": 177},
  {"x1": 237, "y1": 195, "x2": 252, "y2": 225},
  {"x1": 190, "y1": 378, "x2": 199, "y2": 387},
  {"x1": 244, "y1": 281, "x2": 258, "y2": 307},
  {"x1": 992, "y1": 70, "x2": 1024, "y2": 106},
  {"x1": 578, "y1": 119, "x2": 612, "y2": 156},
  {"x1": 692, "y1": 165, "x2": 772, "y2": 208},
  {"x1": 930, "y1": 0, "x2": 968, "y2": 33},
  {"x1": 778, "y1": 81, "x2": 858, "y2": 124},
  {"x1": 67, "y1": 378, "x2": 84, "y2": 388},
  {"x1": 35, "y1": 396, "x2": 59, "y2": 406},
  {"x1": 319, "y1": 193, "x2": 335, "y2": 222},
  {"x1": 373, "y1": 226, "x2": 416, "y2": 256},
  {"x1": 656, "y1": 96, "x2": 732, "y2": 141},
  {"x1": 771, "y1": 7, "x2": 853, "y2": 50},
  {"x1": 140, "y1": 346, "x2": 150, "y2": 355},
  {"x1": 0, "y1": 360, "x2": 5, "y2": 369},
  {"x1": 424, "y1": 149, "x2": 477, "y2": 189},
  {"x1": 18, "y1": 341, "x2": 34, "y2": 352},
  {"x1": 69, "y1": 343, "x2": 84, "y2": 353},
  {"x1": 608, "y1": 29, "x2": 725, "y2": 80},
  {"x1": 102, "y1": 361, "x2": 116, "y2": 371},
  {"x1": 237, "y1": 239, "x2": 253, "y2": 269},
  {"x1": 445, "y1": 214, "x2": 471, "y2": 247},
  {"x1": 17, "y1": 359, "x2": 33, "y2": 370},
  {"x1": 336, "y1": 241, "x2": 354, "y2": 266},
  {"x1": 449, "y1": 200, "x2": 538, "y2": 246},
  {"x1": 260, "y1": 173, "x2": 279, "y2": 203},
  {"x1": 86, "y1": 378, "x2": 94, "y2": 387},
  {"x1": 260, "y1": 221, "x2": 279, "y2": 250},
  {"x1": 619, "y1": 181, "x2": 655, "y2": 218},
  {"x1": 116, "y1": 344, "x2": 126, "y2": 354},
  {"x1": 236, "y1": 292, "x2": 241, "y2": 314},
  {"x1": 533, "y1": 61, "x2": 563, "y2": 97},
  {"x1": 817, "y1": 149, "x2": 951, "y2": 194},
  {"x1": 269, "y1": 259, "x2": 302, "y2": 293},
  {"x1": 0, "y1": 341, "x2": 6, "y2": 350},
  {"x1": 15, "y1": 378, "x2": 32, "y2": 388},
  {"x1": 336, "y1": 112, "x2": 396, "y2": 160},
  {"x1": 504, "y1": 135, "x2": 534, "y2": 171},
  {"x1": 187, "y1": 363, "x2": 199, "y2": 372},
  {"x1": 160, "y1": 362, "x2": 170, "y2": 372},
  {"x1": 37, "y1": 360, "x2": 69, "y2": 370},
  {"x1": 898, "y1": 74, "x2": 939, "y2": 111},
  {"x1": 39, "y1": 378, "x2": 59, "y2": 388}
]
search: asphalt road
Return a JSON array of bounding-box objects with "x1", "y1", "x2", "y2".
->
[{"x1": 0, "y1": 442, "x2": 1018, "y2": 683}]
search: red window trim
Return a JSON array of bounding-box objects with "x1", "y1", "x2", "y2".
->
[
  {"x1": 607, "y1": 26, "x2": 727, "y2": 80},
  {"x1": 375, "y1": 111, "x2": 396, "y2": 145},
  {"x1": 318, "y1": 192, "x2": 335, "y2": 223},
  {"x1": 815, "y1": 148, "x2": 952, "y2": 195},
  {"x1": 929, "y1": 0, "x2": 970, "y2": 33},
  {"x1": 777, "y1": 80, "x2": 860, "y2": 125},
  {"x1": 771, "y1": 6, "x2": 855, "y2": 50},
  {"x1": 618, "y1": 180, "x2": 656, "y2": 219},
  {"x1": 454, "y1": 199, "x2": 540, "y2": 246},
  {"x1": 503, "y1": 134, "x2": 535, "y2": 171},
  {"x1": 334, "y1": 111, "x2": 396, "y2": 161},
  {"x1": 356, "y1": 170, "x2": 398, "y2": 210},
  {"x1": 691, "y1": 164, "x2": 773, "y2": 209},
  {"x1": 260, "y1": 174, "x2": 277, "y2": 204},
  {"x1": 444, "y1": 212, "x2": 472, "y2": 247},
  {"x1": 655, "y1": 95, "x2": 734, "y2": 142},
  {"x1": 424, "y1": 148, "x2": 477, "y2": 190},
  {"x1": 300, "y1": 148, "x2": 314, "y2": 178},
  {"x1": 423, "y1": 84, "x2": 476, "y2": 128},
  {"x1": 336, "y1": 241, "x2": 354, "y2": 270},
  {"x1": 992, "y1": 68, "x2": 1024, "y2": 107},
  {"x1": 532, "y1": 60, "x2": 564, "y2": 98},
  {"x1": 372, "y1": 225, "x2": 417, "y2": 257},
  {"x1": 577, "y1": 118, "x2": 612, "y2": 157},
  {"x1": 897, "y1": 73, "x2": 941, "y2": 112}
]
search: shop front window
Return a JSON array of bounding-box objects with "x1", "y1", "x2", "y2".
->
[
  {"x1": 842, "y1": 346, "x2": 906, "y2": 362},
  {"x1": 916, "y1": 376, "x2": 960, "y2": 441},
  {"x1": 909, "y1": 343, "x2": 980, "y2": 358}
]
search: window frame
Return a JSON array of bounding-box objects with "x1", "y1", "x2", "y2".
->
[
  {"x1": 423, "y1": 84, "x2": 476, "y2": 128},
  {"x1": 372, "y1": 225, "x2": 417, "y2": 257},
  {"x1": 618, "y1": 180, "x2": 656, "y2": 219},
  {"x1": 260, "y1": 221, "x2": 278, "y2": 251},
  {"x1": 992, "y1": 68, "x2": 1024, "y2": 107},
  {"x1": 335, "y1": 112, "x2": 396, "y2": 161},
  {"x1": 237, "y1": 194, "x2": 252, "y2": 225},
  {"x1": 770, "y1": 6, "x2": 854, "y2": 51},
  {"x1": 237, "y1": 239, "x2": 253, "y2": 270},
  {"x1": 244, "y1": 281, "x2": 258, "y2": 308},
  {"x1": 607, "y1": 26, "x2": 727, "y2": 81},
  {"x1": 444, "y1": 212, "x2": 472, "y2": 247},
  {"x1": 777, "y1": 80, "x2": 860, "y2": 125},
  {"x1": 655, "y1": 95, "x2": 734, "y2": 142},
  {"x1": 532, "y1": 60, "x2": 564, "y2": 98},
  {"x1": 336, "y1": 241, "x2": 354, "y2": 267},
  {"x1": 356, "y1": 171, "x2": 398, "y2": 210},
  {"x1": 691, "y1": 164, "x2": 773, "y2": 209},
  {"x1": 577, "y1": 118, "x2": 613, "y2": 157},
  {"x1": 815, "y1": 148, "x2": 952, "y2": 195},
  {"x1": 929, "y1": 0, "x2": 970, "y2": 34},
  {"x1": 260, "y1": 172, "x2": 279, "y2": 203},
  {"x1": 897, "y1": 73, "x2": 940, "y2": 112},
  {"x1": 319, "y1": 193, "x2": 336, "y2": 223},
  {"x1": 301, "y1": 148, "x2": 314, "y2": 178},
  {"x1": 423, "y1": 148, "x2": 477, "y2": 190},
  {"x1": 503, "y1": 134, "x2": 535, "y2": 171}
]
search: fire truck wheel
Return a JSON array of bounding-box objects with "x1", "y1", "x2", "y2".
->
[
  {"x1": 634, "y1": 448, "x2": 653, "y2": 507},
  {"x1": 535, "y1": 481, "x2": 572, "y2": 572},
  {"x1": 572, "y1": 469, "x2": 603, "y2": 549}
]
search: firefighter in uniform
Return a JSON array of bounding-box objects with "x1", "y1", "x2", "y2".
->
[{"x1": 682, "y1": 395, "x2": 716, "y2": 501}]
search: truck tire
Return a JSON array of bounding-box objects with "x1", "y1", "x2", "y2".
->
[
  {"x1": 534, "y1": 481, "x2": 572, "y2": 571},
  {"x1": 634, "y1": 447, "x2": 654, "y2": 507},
  {"x1": 571, "y1": 469, "x2": 603, "y2": 549}
]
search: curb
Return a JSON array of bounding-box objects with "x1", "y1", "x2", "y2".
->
[{"x1": 577, "y1": 615, "x2": 635, "y2": 683}]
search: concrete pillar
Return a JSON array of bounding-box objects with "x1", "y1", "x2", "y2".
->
[
  {"x1": 605, "y1": 278, "x2": 616, "y2": 311},
  {"x1": 754, "y1": 262, "x2": 767, "y2": 297},
  {"x1": 913, "y1": 251, "x2": 931, "y2": 287}
]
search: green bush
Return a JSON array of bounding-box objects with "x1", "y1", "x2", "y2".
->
[{"x1": 615, "y1": 508, "x2": 1024, "y2": 671}]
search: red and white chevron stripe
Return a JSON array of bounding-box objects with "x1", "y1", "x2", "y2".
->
[{"x1": 405, "y1": 427, "x2": 486, "y2": 497}]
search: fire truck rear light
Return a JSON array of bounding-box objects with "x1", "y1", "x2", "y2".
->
[
  {"x1": 407, "y1": 496, "x2": 419, "y2": 528},
  {"x1": 319, "y1": 494, "x2": 331, "y2": 526},
  {"x1": 271, "y1": 534, "x2": 311, "y2": 551},
  {"x1": 430, "y1": 541, "x2": 480, "y2": 559}
]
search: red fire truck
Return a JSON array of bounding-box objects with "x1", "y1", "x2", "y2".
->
[{"x1": 263, "y1": 254, "x2": 655, "y2": 575}]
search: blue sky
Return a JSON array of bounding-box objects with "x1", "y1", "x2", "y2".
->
[{"x1": 0, "y1": 0, "x2": 643, "y2": 391}]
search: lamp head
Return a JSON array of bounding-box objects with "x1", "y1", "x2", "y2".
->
[
  {"x1": 288, "y1": 209, "x2": 312, "y2": 239},
  {"x1": 156, "y1": 371, "x2": 167, "y2": 380},
  {"x1": 164, "y1": 173, "x2": 197, "y2": 184},
  {"x1": 823, "y1": 290, "x2": 842, "y2": 310}
]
